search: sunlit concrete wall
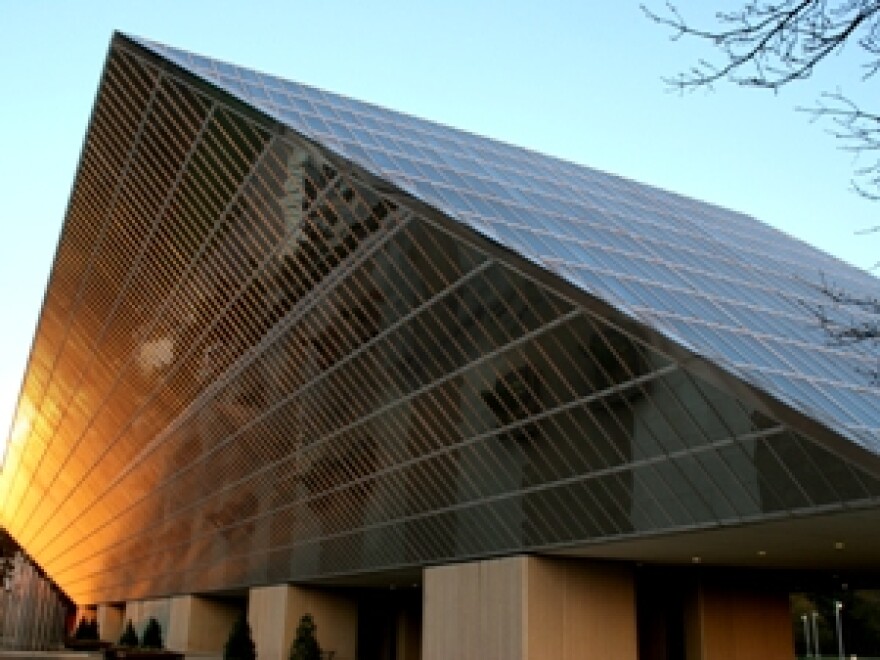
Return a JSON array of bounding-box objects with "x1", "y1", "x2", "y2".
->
[{"x1": 423, "y1": 556, "x2": 637, "y2": 660}]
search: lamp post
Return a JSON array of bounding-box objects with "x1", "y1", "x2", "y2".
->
[
  {"x1": 802, "y1": 614, "x2": 812, "y2": 659},
  {"x1": 811, "y1": 610, "x2": 821, "y2": 659},
  {"x1": 835, "y1": 601, "x2": 845, "y2": 660}
]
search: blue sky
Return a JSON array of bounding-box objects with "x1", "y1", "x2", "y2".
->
[{"x1": 0, "y1": 1, "x2": 877, "y2": 449}]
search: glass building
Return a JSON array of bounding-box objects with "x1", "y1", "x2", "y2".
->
[{"x1": 1, "y1": 32, "x2": 879, "y2": 659}]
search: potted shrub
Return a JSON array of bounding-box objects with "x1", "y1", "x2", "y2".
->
[
  {"x1": 141, "y1": 618, "x2": 163, "y2": 650},
  {"x1": 75, "y1": 618, "x2": 99, "y2": 640},
  {"x1": 66, "y1": 617, "x2": 110, "y2": 651},
  {"x1": 289, "y1": 613, "x2": 322, "y2": 660},
  {"x1": 224, "y1": 614, "x2": 256, "y2": 660},
  {"x1": 105, "y1": 619, "x2": 138, "y2": 660},
  {"x1": 106, "y1": 617, "x2": 183, "y2": 660},
  {"x1": 119, "y1": 620, "x2": 139, "y2": 647}
]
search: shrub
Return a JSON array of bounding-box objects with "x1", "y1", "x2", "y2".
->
[
  {"x1": 141, "y1": 617, "x2": 163, "y2": 649},
  {"x1": 289, "y1": 613, "x2": 321, "y2": 660},
  {"x1": 223, "y1": 614, "x2": 256, "y2": 660},
  {"x1": 74, "y1": 617, "x2": 99, "y2": 640},
  {"x1": 119, "y1": 619, "x2": 139, "y2": 647}
]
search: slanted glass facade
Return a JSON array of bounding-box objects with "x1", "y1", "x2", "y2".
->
[
  {"x1": 1, "y1": 34, "x2": 879, "y2": 607},
  {"x1": 137, "y1": 35, "x2": 880, "y2": 452}
]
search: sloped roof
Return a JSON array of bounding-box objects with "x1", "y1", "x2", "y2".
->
[{"x1": 130, "y1": 34, "x2": 880, "y2": 453}]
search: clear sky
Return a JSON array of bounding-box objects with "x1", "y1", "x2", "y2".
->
[{"x1": 0, "y1": 1, "x2": 877, "y2": 454}]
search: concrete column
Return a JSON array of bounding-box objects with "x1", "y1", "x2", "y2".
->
[
  {"x1": 248, "y1": 584, "x2": 357, "y2": 660},
  {"x1": 165, "y1": 595, "x2": 241, "y2": 654},
  {"x1": 97, "y1": 604, "x2": 124, "y2": 643},
  {"x1": 423, "y1": 556, "x2": 637, "y2": 660},
  {"x1": 684, "y1": 582, "x2": 794, "y2": 660}
]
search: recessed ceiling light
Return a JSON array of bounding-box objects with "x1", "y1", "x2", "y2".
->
[
  {"x1": 757, "y1": 550, "x2": 767, "y2": 556},
  {"x1": 691, "y1": 556, "x2": 701, "y2": 564},
  {"x1": 834, "y1": 541, "x2": 845, "y2": 550}
]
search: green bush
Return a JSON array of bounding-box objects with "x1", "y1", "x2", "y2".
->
[
  {"x1": 224, "y1": 614, "x2": 256, "y2": 660},
  {"x1": 289, "y1": 613, "x2": 321, "y2": 660},
  {"x1": 119, "y1": 619, "x2": 138, "y2": 647},
  {"x1": 141, "y1": 617, "x2": 163, "y2": 649}
]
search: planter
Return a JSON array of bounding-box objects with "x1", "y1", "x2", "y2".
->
[
  {"x1": 104, "y1": 649, "x2": 184, "y2": 660},
  {"x1": 65, "y1": 639, "x2": 112, "y2": 651}
]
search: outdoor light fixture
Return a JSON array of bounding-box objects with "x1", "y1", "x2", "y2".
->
[
  {"x1": 801, "y1": 614, "x2": 811, "y2": 658},
  {"x1": 834, "y1": 600, "x2": 844, "y2": 660}
]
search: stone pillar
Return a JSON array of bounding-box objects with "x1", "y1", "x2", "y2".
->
[
  {"x1": 423, "y1": 556, "x2": 637, "y2": 660},
  {"x1": 248, "y1": 584, "x2": 357, "y2": 660},
  {"x1": 165, "y1": 595, "x2": 242, "y2": 654},
  {"x1": 97, "y1": 604, "x2": 124, "y2": 643},
  {"x1": 684, "y1": 581, "x2": 794, "y2": 660}
]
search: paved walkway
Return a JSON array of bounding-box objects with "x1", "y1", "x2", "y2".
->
[
  {"x1": 0, "y1": 653, "x2": 102, "y2": 659},
  {"x1": 0, "y1": 654, "x2": 102, "y2": 659},
  {"x1": 0, "y1": 653, "x2": 220, "y2": 660}
]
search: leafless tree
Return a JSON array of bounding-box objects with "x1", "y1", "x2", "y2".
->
[
  {"x1": 643, "y1": 1, "x2": 880, "y2": 198},
  {"x1": 812, "y1": 273, "x2": 880, "y2": 331},
  {"x1": 809, "y1": 275, "x2": 880, "y2": 380},
  {"x1": 645, "y1": 2, "x2": 880, "y2": 359}
]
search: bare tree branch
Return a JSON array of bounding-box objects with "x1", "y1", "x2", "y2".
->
[
  {"x1": 643, "y1": 1, "x2": 880, "y2": 90},
  {"x1": 645, "y1": 2, "x2": 880, "y2": 361},
  {"x1": 802, "y1": 91, "x2": 880, "y2": 197},
  {"x1": 644, "y1": 1, "x2": 880, "y2": 199},
  {"x1": 800, "y1": 275, "x2": 880, "y2": 380}
]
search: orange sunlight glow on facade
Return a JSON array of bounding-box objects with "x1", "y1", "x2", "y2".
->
[{"x1": 0, "y1": 394, "x2": 37, "y2": 513}]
